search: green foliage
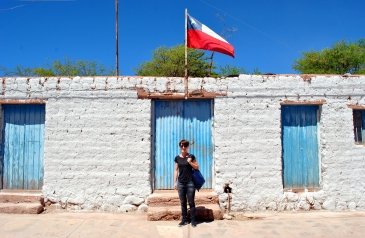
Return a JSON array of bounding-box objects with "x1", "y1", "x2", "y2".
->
[
  {"x1": 51, "y1": 60, "x2": 110, "y2": 76},
  {"x1": 12, "y1": 66, "x2": 34, "y2": 76},
  {"x1": 33, "y1": 68, "x2": 55, "y2": 76},
  {"x1": 218, "y1": 65, "x2": 246, "y2": 76},
  {"x1": 136, "y1": 45, "x2": 261, "y2": 77},
  {"x1": 135, "y1": 45, "x2": 212, "y2": 77},
  {"x1": 218, "y1": 65, "x2": 261, "y2": 77},
  {"x1": 1, "y1": 59, "x2": 113, "y2": 76},
  {"x1": 293, "y1": 39, "x2": 365, "y2": 74},
  {"x1": 251, "y1": 68, "x2": 262, "y2": 75}
]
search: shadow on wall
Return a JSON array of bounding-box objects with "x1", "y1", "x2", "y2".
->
[
  {"x1": 2, "y1": 104, "x2": 45, "y2": 125},
  {"x1": 157, "y1": 100, "x2": 211, "y2": 122}
]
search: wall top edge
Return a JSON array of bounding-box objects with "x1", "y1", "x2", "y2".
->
[{"x1": 0, "y1": 74, "x2": 364, "y2": 81}]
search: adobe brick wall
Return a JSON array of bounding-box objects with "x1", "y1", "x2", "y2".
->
[
  {"x1": 0, "y1": 77, "x2": 153, "y2": 212},
  {"x1": 0, "y1": 75, "x2": 364, "y2": 212},
  {"x1": 211, "y1": 75, "x2": 365, "y2": 211}
]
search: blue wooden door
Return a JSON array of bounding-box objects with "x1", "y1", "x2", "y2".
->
[
  {"x1": 154, "y1": 100, "x2": 213, "y2": 189},
  {"x1": 2, "y1": 104, "x2": 45, "y2": 190},
  {"x1": 282, "y1": 105, "x2": 319, "y2": 189}
]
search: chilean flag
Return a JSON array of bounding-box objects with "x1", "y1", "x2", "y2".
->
[{"x1": 187, "y1": 14, "x2": 235, "y2": 57}]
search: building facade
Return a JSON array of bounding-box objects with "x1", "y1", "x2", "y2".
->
[{"x1": 0, "y1": 75, "x2": 364, "y2": 212}]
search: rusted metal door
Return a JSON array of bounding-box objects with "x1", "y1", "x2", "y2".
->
[{"x1": 153, "y1": 100, "x2": 213, "y2": 189}]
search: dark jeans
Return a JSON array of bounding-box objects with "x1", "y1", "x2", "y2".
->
[{"x1": 177, "y1": 180, "x2": 196, "y2": 222}]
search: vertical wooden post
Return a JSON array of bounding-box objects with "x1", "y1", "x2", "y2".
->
[
  {"x1": 184, "y1": 9, "x2": 188, "y2": 99},
  {"x1": 209, "y1": 52, "x2": 215, "y2": 76}
]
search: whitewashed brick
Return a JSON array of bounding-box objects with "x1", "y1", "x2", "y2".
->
[{"x1": 0, "y1": 75, "x2": 364, "y2": 212}]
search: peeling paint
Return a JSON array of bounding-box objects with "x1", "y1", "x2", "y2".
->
[
  {"x1": 136, "y1": 87, "x2": 227, "y2": 99},
  {"x1": 280, "y1": 99, "x2": 326, "y2": 105},
  {"x1": 0, "y1": 99, "x2": 46, "y2": 104}
]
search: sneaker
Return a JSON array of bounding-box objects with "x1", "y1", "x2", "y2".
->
[
  {"x1": 191, "y1": 221, "x2": 197, "y2": 227},
  {"x1": 178, "y1": 221, "x2": 188, "y2": 227}
]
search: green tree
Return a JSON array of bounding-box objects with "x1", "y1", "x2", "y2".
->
[
  {"x1": 135, "y1": 45, "x2": 212, "y2": 77},
  {"x1": 293, "y1": 39, "x2": 365, "y2": 74},
  {"x1": 1, "y1": 59, "x2": 112, "y2": 76},
  {"x1": 218, "y1": 65, "x2": 261, "y2": 77},
  {"x1": 218, "y1": 65, "x2": 246, "y2": 77}
]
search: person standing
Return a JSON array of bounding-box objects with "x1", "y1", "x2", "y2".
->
[{"x1": 174, "y1": 139, "x2": 199, "y2": 227}]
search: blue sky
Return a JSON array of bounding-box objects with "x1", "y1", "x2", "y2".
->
[{"x1": 0, "y1": 0, "x2": 364, "y2": 76}]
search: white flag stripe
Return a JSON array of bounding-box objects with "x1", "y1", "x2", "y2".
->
[{"x1": 201, "y1": 24, "x2": 228, "y2": 43}]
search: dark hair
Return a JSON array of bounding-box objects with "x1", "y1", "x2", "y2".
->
[{"x1": 179, "y1": 139, "x2": 189, "y2": 147}]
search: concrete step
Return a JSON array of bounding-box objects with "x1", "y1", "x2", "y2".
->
[
  {"x1": 147, "y1": 191, "x2": 218, "y2": 207},
  {"x1": 0, "y1": 192, "x2": 43, "y2": 204},
  {"x1": 0, "y1": 203, "x2": 44, "y2": 214},
  {"x1": 147, "y1": 203, "x2": 223, "y2": 221}
]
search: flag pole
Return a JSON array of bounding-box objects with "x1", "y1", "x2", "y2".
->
[
  {"x1": 115, "y1": 0, "x2": 119, "y2": 76},
  {"x1": 184, "y1": 8, "x2": 188, "y2": 99}
]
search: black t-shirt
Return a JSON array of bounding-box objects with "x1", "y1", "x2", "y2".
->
[{"x1": 174, "y1": 154, "x2": 196, "y2": 183}]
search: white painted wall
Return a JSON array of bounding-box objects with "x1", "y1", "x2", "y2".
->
[
  {"x1": 0, "y1": 75, "x2": 364, "y2": 212},
  {"x1": 0, "y1": 77, "x2": 152, "y2": 212},
  {"x1": 211, "y1": 75, "x2": 365, "y2": 211}
]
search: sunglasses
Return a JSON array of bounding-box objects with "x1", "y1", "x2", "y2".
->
[{"x1": 180, "y1": 144, "x2": 189, "y2": 148}]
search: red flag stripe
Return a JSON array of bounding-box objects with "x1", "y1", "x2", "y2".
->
[{"x1": 187, "y1": 29, "x2": 235, "y2": 57}]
